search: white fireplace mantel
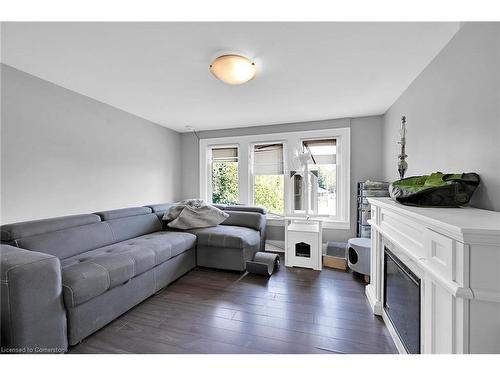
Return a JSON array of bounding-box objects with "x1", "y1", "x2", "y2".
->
[{"x1": 366, "y1": 198, "x2": 500, "y2": 354}]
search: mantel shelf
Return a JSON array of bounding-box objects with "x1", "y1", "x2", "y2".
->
[{"x1": 367, "y1": 198, "x2": 500, "y2": 243}]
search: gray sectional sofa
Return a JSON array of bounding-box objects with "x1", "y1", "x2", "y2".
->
[{"x1": 0, "y1": 203, "x2": 266, "y2": 353}]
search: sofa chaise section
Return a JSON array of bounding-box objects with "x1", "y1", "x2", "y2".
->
[
  {"x1": 189, "y1": 225, "x2": 260, "y2": 271},
  {"x1": 213, "y1": 204, "x2": 267, "y2": 252},
  {"x1": 146, "y1": 203, "x2": 267, "y2": 272}
]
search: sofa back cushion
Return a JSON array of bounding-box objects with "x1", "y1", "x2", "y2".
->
[
  {"x1": 14, "y1": 222, "x2": 115, "y2": 259},
  {"x1": 145, "y1": 204, "x2": 174, "y2": 214},
  {"x1": 94, "y1": 207, "x2": 162, "y2": 243},
  {"x1": 214, "y1": 204, "x2": 267, "y2": 215},
  {"x1": 1, "y1": 214, "x2": 100, "y2": 242},
  {"x1": 94, "y1": 207, "x2": 152, "y2": 221},
  {"x1": 144, "y1": 203, "x2": 267, "y2": 232},
  {"x1": 1, "y1": 213, "x2": 115, "y2": 260},
  {"x1": 144, "y1": 204, "x2": 175, "y2": 228},
  {"x1": 105, "y1": 214, "x2": 162, "y2": 243},
  {"x1": 2, "y1": 207, "x2": 164, "y2": 260},
  {"x1": 221, "y1": 210, "x2": 265, "y2": 231}
]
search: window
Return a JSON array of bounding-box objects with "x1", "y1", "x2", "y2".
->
[
  {"x1": 252, "y1": 143, "x2": 284, "y2": 216},
  {"x1": 303, "y1": 139, "x2": 336, "y2": 216},
  {"x1": 199, "y1": 127, "x2": 350, "y2": 229},
  {"x1": 210, "y1": 146, "x2": 238, "y2": 204}
]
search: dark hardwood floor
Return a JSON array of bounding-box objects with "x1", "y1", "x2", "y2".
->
[{"x1": 69, "y1": 257, "x2": 397, "y2": 354}]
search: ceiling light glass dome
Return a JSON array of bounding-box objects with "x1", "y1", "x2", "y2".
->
[{"x1": 210, "y1": 54, "x2": 256, "y2": 85}]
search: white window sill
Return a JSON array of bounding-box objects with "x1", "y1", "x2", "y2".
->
[
  {"x1": 266, "y1": 216, "x2": 351, "y2": 230},
  {"x1": 266, "y1": 213, "x2": 284, "y2": 220}
]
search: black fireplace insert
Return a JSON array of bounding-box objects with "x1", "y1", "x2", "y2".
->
[{"x1": 384, "y1": 247, "x2": 421, "y2": 354}]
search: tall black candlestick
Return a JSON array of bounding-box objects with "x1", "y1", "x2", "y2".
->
[{"x1": 397, "y1": 116, "x2": 408, "y2": 179}]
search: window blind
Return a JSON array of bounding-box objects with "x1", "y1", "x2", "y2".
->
[
  {"x1": 303, "y1": 139, "x2": 336, "y2": 164},
  {"x1": 212, "y1": 147, "x2": 238, "y2": 162},
  {"x1": 254, "y1": 143, "x2": 284, "y2": 175}
]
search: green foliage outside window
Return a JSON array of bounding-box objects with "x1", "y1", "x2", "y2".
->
[
  {"x1": 212, "y1": 162, "x2": 238, "y2": 204},
  {"x1": 315, "y1": 165, "x2": 337, "y2": 216},
  {"x1": 254, "y1": 175, "x2": 284, "y2": 215},
  {"x1": 211, "y1": 163, "x2": 284, "y2": 215},
  {"x1": 317, "y1": 165, "x2": 336, "y2": 193}
]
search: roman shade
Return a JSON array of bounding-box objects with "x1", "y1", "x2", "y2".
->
[
  {"x1": 212, "y1": 147, "x2": 238, "y2": 162},
  {"x1": 303, "y1": 139, "x2": 336, "y2": 165},
  {"x1": 253, "y1": 143, "x2": 284, "y2": 175}
]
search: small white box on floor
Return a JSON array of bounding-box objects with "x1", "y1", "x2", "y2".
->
[{"x1": 284, "y1": 217, "x2": 322, "y2": 270}]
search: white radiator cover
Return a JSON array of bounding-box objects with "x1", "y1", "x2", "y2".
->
[{"x1": 366, "y1": 198, "x2": 500, "y2": 354}]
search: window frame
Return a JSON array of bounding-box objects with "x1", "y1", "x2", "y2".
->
[
  {"x1": 199, "y1": 127, "x2": 350, "y2": 229},
  {"x1": 298, "y1": 136, "x2": 338, "y2": 218},
  {"x1": 204, "y1": 143, "x2": 240, "y2": 205},
  {"x1": 249, "y1": 140, "x2": 287, "y2": 218}
]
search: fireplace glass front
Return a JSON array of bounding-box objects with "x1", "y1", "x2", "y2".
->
[{"x1": 384, "y1": 247, "x2": 421, "y2": 354}]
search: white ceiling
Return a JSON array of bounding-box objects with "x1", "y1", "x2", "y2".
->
[{"x1": 1, "y1": 22, "x2": 459, "y2": 132}]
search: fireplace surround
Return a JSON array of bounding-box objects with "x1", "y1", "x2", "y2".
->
[{"x1": 365, "y1": 198, "x2": 500, "y2": 354}]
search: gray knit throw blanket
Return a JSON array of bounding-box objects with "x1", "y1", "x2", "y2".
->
[{"x1": 162, "y1": 199, "x2": 229, "y2": 230}]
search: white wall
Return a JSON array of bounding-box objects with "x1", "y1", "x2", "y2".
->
[
  {"x1": 382, "y1": 23, "x2": 500, "y2": 211},
  {"x1": 1, "y1": 64, "x2": 182, "y2": 224},
  {"x1": 181, "y1": 116, "x2": 384, "y2": 242}
]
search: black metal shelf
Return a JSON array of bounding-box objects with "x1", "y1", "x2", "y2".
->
[{"x1": 356, "y1": 181, "x2": 390, "y2": 238}]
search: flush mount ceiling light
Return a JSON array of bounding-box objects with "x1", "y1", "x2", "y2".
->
[{"x1": 209, "y1": 54, "x2": 256, "y2": 85}]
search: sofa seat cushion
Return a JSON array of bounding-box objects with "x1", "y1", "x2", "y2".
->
[
  {"x1": 187, "y1": 225, "x2": 259, "y2": 249},
  {"x1": 60, "y1": 231, "x2": 196, "y2": 307}
]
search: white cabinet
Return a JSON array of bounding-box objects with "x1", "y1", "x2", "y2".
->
[{"x1": 366, "y1": 198, "x2": 500, "y2": 354}]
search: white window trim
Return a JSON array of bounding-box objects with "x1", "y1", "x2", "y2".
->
[
  {"x1": 249, "y1": 140, "x2": 287, "y2": 217},
  {"x1": 199, "y1": 127, "x2": 350, "y2": 230},
  {"x1": 206, "y1": 144, "x2": 240, "y2": 204}
]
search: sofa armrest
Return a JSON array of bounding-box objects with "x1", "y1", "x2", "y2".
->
[{"x1": 1, "y1": 245, "x2": 67, "y2": 353}]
